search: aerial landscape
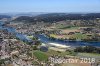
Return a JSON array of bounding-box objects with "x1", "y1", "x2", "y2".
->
[{"x1": 0, "y1": 0, "x2": 100, "y2": 66}]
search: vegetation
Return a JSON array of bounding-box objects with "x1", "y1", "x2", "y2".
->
[
  {"x1": 27, "y1": 36, "x2": 38, "y2": 40},
  {"x1": 74, "y1": 46, "x2": 100, "y2": 54},
  {"x1": 14, "y1": 13, "x2": 100, "y2": 23},
  {"x1": 77, "y1": 53, "x2": 100, "y2": 57},
  {"x1": 49, "y1": 33, "x2": 90, "y2": 41},
  {"x1": 32, "y1": 45, "x2": 38, "y2": 50},
  {"x1": 44, "y1": 49, "x2": 76, "y2": 56},
  {"x1": 33, "y1": 50, "x2": 48, "y2": 61},
  {"x1": 71, "y1": 33, "x2": 88, "y2": 40},
  {"x1": 59, "y1": 26, "x2": 79, "y2": 29},
  {"x1": 32, "y1": 49, "x2": 77, "y2": 62},
  {"x1": 0, "y1": 58, "x2": 10, "y2": 65}
]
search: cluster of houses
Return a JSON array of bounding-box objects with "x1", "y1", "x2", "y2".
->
[{"x1": 0, "y1": 28, "x2": 34, "y2": 66}]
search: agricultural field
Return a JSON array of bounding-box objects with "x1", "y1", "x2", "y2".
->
[
  {"x1": 50, "y1": 33, "x2": 89, "y2": 40},
  {"x1": 70, "y1": 33, "x2": 88, "y2": 40},
  {"x1": 59, "y1": 26, "x2": 79, "y2": 30},
  {"x1": 33, "y1": 49, "x2": 76, "y2": 58},
  {"x1": 33, "y1": 50, "x2": 48, "y2": 61},
  {"x1": 77, "y1": 53, "x2": 100, "y2": 58}
]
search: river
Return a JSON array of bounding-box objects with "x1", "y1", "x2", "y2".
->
[
  {"x1": 0, "y1": 21, "x2": 32, "y2": 42},
  {"x1": 0, "y1": 21, "x2": 100, "y2": 47},
  {"x1": 36, "y1": 34, "x2": 100, "y2": 47}
]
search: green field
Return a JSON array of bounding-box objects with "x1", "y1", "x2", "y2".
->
[
  {"x1": 77, "y1": 53, "x2": 100, "y2": 58},
  {"x1": 45, "y1": 49, "x2": 76, "y2": 56},
  {"x1": 57, "y1": 25, "x2": 79, "y2": 29},
  {"x1": 71, "y1": 33, "x2": 88, "y2": 40},
  {"x1": 33, "y1": 50, "x2": 76, "y2": 61},
  {"x1": 33, "y1": 50, "x2": 48, "y2": 61},
  {"x1": 67, "y1": 26, "x2": 79, "y2": 29},
  {"x1": 50, "y1": 33, "x2": 89, "y2": 40}
]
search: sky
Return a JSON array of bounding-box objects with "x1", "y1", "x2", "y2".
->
[{"x1": 0, "y1": 0, "x2": 100, "y2": 13}]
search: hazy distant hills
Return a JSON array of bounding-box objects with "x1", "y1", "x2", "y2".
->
[
  {"x1": 0, "y1": 12, "x2": 46, "y2": 21},
  {"x1": 0, "y1": 13, "x2": 100, "y2": 22},
  {"x1": 0, "y1": 15, "x2": 11, "y2": 20},
  {"x1": 0, "y1": 12, "x2": 47, "y2": 17},
  {"x1": 13, "y1": 13, "x2": 100, "y2": 23}
]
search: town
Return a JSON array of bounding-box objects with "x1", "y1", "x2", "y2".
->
[{"x1": 0, "y1": 13, "x2": 100, "y2": 66}]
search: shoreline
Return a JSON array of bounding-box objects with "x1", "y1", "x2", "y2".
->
[
  {"x1": 37, "y1": 34, "x2": 100, "y2": 47},
  {"x1": 48, "y1": 43, "x2": 70, "y2": 48}
]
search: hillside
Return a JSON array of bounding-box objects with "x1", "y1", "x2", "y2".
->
[{"x1": 13, "y1": 13, "x2": 100, "y2": 22}]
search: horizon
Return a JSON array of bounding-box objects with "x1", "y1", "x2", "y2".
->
[
  {"x1": 0, "y1": 0, "x2": 100, "y2": 13},
  {"x1": 0, "y1": 11, "x2": 100, "y2": 14}
]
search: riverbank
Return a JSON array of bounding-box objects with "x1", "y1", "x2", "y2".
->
[
  {"x1": 37, "y1": 34, "x2": 100, "y2": 47},
  {"x1": 0, "y1": 21, "x2": 32, "y2": 42}
]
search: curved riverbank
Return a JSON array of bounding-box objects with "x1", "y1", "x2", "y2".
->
[
  {"x1": 0, "y1": 21, "x2": 32, "y2": 42},
  {"x1": 36, "y1": 34, "x2": 100, "y2": 47},
  {"x1": 0, "y1": 21, "x2": 100, "y2": 47}
]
